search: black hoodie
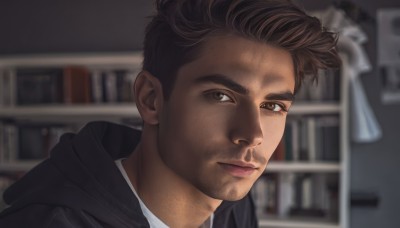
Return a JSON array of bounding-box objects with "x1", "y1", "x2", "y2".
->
[{"x1": 0, "y1": 121, "x2": 258, "y2": 228}]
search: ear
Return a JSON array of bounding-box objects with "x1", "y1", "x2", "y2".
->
[{"x1": 133, "y1": 71, "x2": 164, "y2": 125}]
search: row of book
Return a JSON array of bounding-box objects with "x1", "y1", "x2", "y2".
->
[
  {"x1": 252, "y1": 172, "x2": 339, "y2": 221},
  {"x1": 0, "y1": 67, "x2": 339, "y2": 106},
  {"x1": 0, "y1": 116, "x2": 339, "y2": 163},
  {"x1": 0, "y1": 121, "x2": 76, "y2": 162},
  {"x1": 270, "y1": 116, "x2": 340, "y2": 162},
  {"x1": 0, "y1": 119, "x2": 142, "y2": 163},
  {"x1": 295, "y1": 70, "x2": 341, "y2": 102},
  {"x1": 0, "y1": 66, "x2": 139, "y2": 106}
]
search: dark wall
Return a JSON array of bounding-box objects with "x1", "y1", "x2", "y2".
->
[
  {"x1": 338, "y1": 1, "x2": 400, "y2": 228},
  {"x1": 1, "y1": 1, "x2": 400, "y2": 228},
  {"x1": 0, "y1": 0, "x2": 153, "y2": 55}
]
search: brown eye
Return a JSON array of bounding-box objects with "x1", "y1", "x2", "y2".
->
[
  {"x1": 211, "y1": 92, "x2": 232, "y2": 102},
  {"x1": 261, "y1": 102, "x2": 284, "y2": 112}
]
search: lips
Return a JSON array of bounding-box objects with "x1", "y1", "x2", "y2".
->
[{"x1": 218, "y1": 162, "x2": 258, "y2": 177}]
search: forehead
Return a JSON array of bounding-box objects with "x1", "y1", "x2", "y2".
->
[{"x1": 176, "y1": 34, "x2": 295, "y2": 91}]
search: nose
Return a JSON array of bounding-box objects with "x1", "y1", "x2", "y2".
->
[{"x1": 229, "y1": 104, "x2": 263, "y2": 147}]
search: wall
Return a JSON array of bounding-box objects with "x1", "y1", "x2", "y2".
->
[
  {"x1": 1, "y1": 1, "x2": 400, "y2": 227},
  {"x1": 0, "y1": 0, "x2": 153, "y2": 55},
  {"x1": 301, "y1": 0, "x2": 400, "y2": 227},
  {"x1": 345, "y1": 1, "x2": 400, "y2": 227}
]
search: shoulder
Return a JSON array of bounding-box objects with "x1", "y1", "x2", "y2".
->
[{"x1": 0, "y1": 204, "x2": 103, "y2": 228}]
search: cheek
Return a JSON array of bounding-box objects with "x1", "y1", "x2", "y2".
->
[
  {"x1": 158, "y1": 102, "x2": 220, "y2": 165},
  {"x1": 173, "y1": 100, "x2": 230, "y2": 141}
]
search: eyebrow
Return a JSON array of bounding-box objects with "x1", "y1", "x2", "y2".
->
[
  {"x1": 266, "y1": 92, "x2": 295, "y2": 101},
  {"x1": 194, "y1": 74, "x2": 294, "y2": 101},
  {"x1": 194, "y1": 74, "x2": 249, "y2": 95}
]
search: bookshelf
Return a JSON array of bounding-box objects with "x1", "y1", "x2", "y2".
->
[
  {"x1": 0, "y1": 53, "x2": 142, "y2": 69},
  {"x1": 255, "y1": 54, "x2": 350, "y2": 228},
  {"x1": 266, "y1": 162, "x2": 341, "y2": 173},
  {"x1": 0, "y1": 161, "x2": 41, "y2": 172},
  {"x1": 0, "y1": 53, "x2": 350, "y2": 228},
  {"x1": 0, "y1": 103, "x2": 337, "y2": 119},
  {"x1": 0, "y1": 104, "x2": 139, "y2": 118}
]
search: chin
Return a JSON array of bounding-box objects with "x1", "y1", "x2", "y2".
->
[
  {"x1": 219, "y1": 194, "x2": 247, "y2": 202},
  {"x1": 205, "y1": 186, "x2": 250, "y2": 201}
]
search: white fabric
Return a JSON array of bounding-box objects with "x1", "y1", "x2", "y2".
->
[
  {"x1": 350, "y1": 75, "x2": 382, "y2": 142},
  {"x1": 115, "y1": 159, "x2": 169, "y2": 228},
  {"x1": 312, "y1": 7, "x2": 382, "y2": 143},
  {"x1": 115, "y1": 159, "x2": 214, "y2": 228}
]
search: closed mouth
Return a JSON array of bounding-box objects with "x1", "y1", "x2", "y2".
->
[{"x1": 218, "y1": 162, "x2": 258, "y2": 177}]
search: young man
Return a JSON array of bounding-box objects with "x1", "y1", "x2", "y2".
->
[{"x1": 0, "y1": 0, "x2": 340, "y2": 227}]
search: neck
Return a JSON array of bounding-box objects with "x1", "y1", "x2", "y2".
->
[{"x1": 123, "y1": 127, "x2": 222, "y2": 228}]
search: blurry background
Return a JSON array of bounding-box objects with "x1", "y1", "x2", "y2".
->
[{"x1": 0, "y1": 0, "x2": 399, "y2": 228}]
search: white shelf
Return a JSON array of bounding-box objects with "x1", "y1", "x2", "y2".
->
[
  {"x1": 0, "y1": 103, "x2": 337, "y2": 119},
  {"x1": 0, "y1": 161, "x2": 341, "y2": 173},
  {"x1": 266, "y1": 161, "x2": 341, "y2": 173},
  {"x1": 0, "y1": 161, "x2": 41, "y2": 172},
  {"x1": 0, "y1": 104, "x2": 140, "y2": 118},
  {"x1": 0, "y1": 52, "x2": 142, "y2": 69},
  {"x1": 289, "y1": 102, "x2": 340, "y2": 115},
  {"x1": 259, "y1": 218, "x2": 339, "y2": 228},
  {"x1": 0, "y1": 160, "x2": 341, "y2": 173}
]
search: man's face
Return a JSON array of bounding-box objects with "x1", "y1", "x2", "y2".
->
[{"x1": 157, "y1": 35, "x2": 295, "y2": 201}]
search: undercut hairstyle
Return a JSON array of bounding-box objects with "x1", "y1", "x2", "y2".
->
[{"x1": 143, "y1": 0, "x2": 341, "y2": 98}]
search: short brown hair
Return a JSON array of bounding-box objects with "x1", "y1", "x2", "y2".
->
[{"x1": 143, "y1": 0, "x2": 341, "y2": 98}]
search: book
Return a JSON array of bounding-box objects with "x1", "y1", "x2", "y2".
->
[
  {"x1": 283, "y1": 124, "x2": 293, "y2": 161},
  {"x1": 283, "y1": 119, "x2": 304, "y2": 162},
  {"x1": 63, "y1": 66, "x2": 91, "y2": 104},
  {"x1": 102, "y1": 71, "x2": 118, "y2": 103},
  {"x1": 0, "y1": 70, "x2": 4, "y2": 107},
  {"x1": 277, "y1": 173, "x2": 295, "y2": 217},
  {"x1": 2, "y1": 122, "x2": 18, "y2": 162},
  {"x1": 318, "y1": 116, "x2": 340, "y2": 161},
  {"x1": 2, "y1": 69, "x2": 17, "y2": 106},
  {"x1": 253, "y1": 173, "x2": 339, "y2": 221},
  {"x1": 307, "y1": 117, "x2": 317, "y2": 161},
  {"x1": 252, "y1": 176, "x2": 269, "y2": 216},
  {"x1": 282, "y1": 116, "x2": 339, "y2": 162},
  {"x1": 299, "y1": 119, "x2": 309, "y2": 160},
  {"x1": 17, "y1": 123, "x2": 67, "y2": 160},
  {"x1": 301, "y1": 174, "x2": 313, "y2": 209},
  {"x1": 4, "y1": 67, "x2": 137, "y2": 106},
  {"x1": 16, "y1": 68, "x2": 63, "y2": 105},
  {"x1": 290, "y1": 173, "x2": 329, "y2": 218},
  {"x1": 265, "y1": 173, "x2": 278, "y2": 214},
  {"x1": 312, "y1": 174, "x2": 329, "y2": 210},
  {"x1": 116, "y1": 70, "x2": 133, "y2": 103},
  {"x1": 290, "y1": 120, "x2": 300, "y2": 161},
  {"x1": 90, "y1": 69, "x2": 103, "y2": 103}
]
